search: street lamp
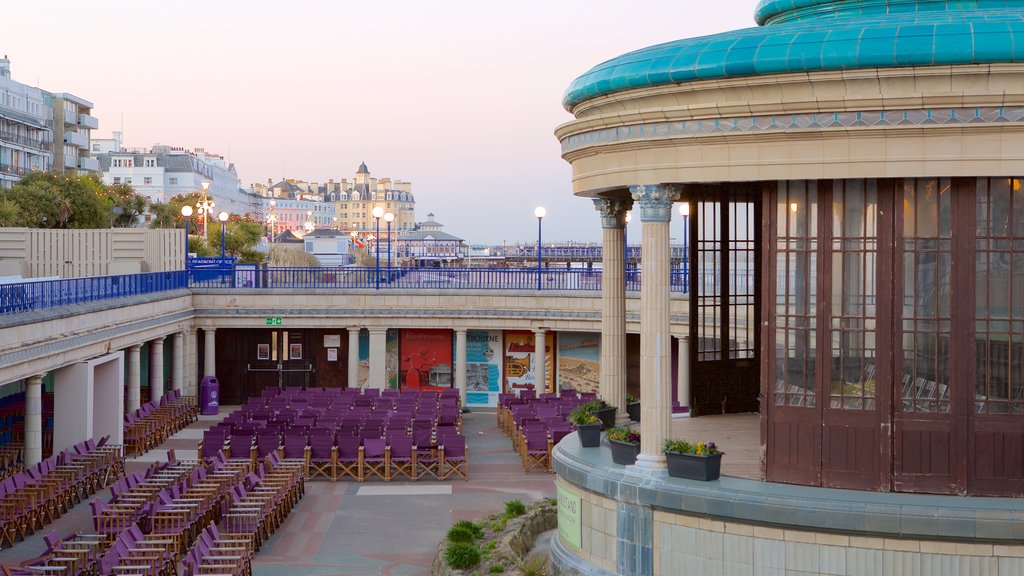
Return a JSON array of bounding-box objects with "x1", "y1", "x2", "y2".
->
[
  {"x1": 306, "y1": 210, "x2": 313, "y2": 233},
  {"x1": 384, "y1": 212, "x2": 394, "y2": 281},
  {"x1": 266, "y1": 199, "x2": 277, "y2": 238},
  {"x1": 196, "y1": 181, "x2": 213, "y2": 238},
  {"x1": 372, "y1": 206, "x2": 384, "y2": 289},
  {"x1": 217, "y1": 211, "x2": 229, "y2": 258},
  {"x1": 181, "y1": 205, "x2": 193, "y2": 262},
  {"x1": 534, "y1": 206, "x2": 546, "y2": 290}
]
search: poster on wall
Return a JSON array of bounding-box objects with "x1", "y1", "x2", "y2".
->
[
  {"x1": 557, "y1": 332, "x2": 600, "y2": 394},
  {"x1": 503, "y1": 330, "x2": 555, "y2": 394},
  {"x1": 466, "y1": 330, "x2": 502, "y2": 407},
  {"x1": 385, "y1": 329, "x2": 399, "y2": 389},
  {"x1": 400, "y1": 329, "x2": 453, "y2": 390}
]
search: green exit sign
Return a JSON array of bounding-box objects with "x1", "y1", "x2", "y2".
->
[{"x1": 265, "y1": 317, "x2": 283, "y2": 325}]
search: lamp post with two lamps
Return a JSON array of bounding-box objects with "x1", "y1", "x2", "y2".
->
[
  {"x1": 266, "y1": 200, "x2": 277, "y2": 239},
  {"x1": 534, "y1": 206, "x2": 546, "y2": 290},
  {"x1": 195, "y1": 181, "x2": 213, "y2": 238},
  {"x1": 384, "y1": 212, "x2": 394, "y2": 281},
  {"x1": 180, "y1": 205, "x2": 193, "y2": 263},
  {"x1": 372, "y1": 206, "x2": 384, "y2": 290}
]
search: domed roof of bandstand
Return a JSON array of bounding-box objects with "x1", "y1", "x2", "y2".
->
[{"x1": 563, "y1": 0, "x2": 1024, "y2": 110}]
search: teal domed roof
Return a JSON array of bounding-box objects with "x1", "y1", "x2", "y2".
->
[{"x1": 563, "y1": 0, "x2": 1024, "y2": 110}]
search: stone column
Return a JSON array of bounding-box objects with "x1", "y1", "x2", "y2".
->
[
  {"x1": 533, "y1": 329, "x2": 547, "y2": 395},
  {"x1": 630, "y1": 183, "x2": 680, "y2": 469},
  {"x1": 127, "y1": 344, "x2": 142, "y2": 413},
  {"x1": 187, "y1": 328, "x2": 198, "y2": 396},
  {"x1": 204, "y1": 328, "x2": 216, "y2": 377},
  {"x1": 594, "y1": 197, "x2": 631, "y2": 415},
  {"x1": 677, "y1": 334, "x2": 691, "y2": 413},
  {"x1": 368, "y1": 328, "x2": 387, "y2": 390},
  {"x1": 172, "y1": 331, "x2": 185, "y2": 392},
  {"x1": 150, "y1": 336, "x2": 166, "y2": 403},
  {"x1": 454, "y1": 328, "x2": 468, "y2": 405},
  {"x1": 25, "y1": 374, "x2": 43, "y2": 467},
  {"x1": 348, "y1": 327, "x2": 361, "y2": 389}
]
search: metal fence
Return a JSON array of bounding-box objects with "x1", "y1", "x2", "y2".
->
[
  {"x1": 0, "y1": 266, "x2": 695, "y2": 316},
  {"x1": 0, "y1": 271, "x2": 188, "y2": 316}
]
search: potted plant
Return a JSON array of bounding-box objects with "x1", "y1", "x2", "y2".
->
[
  {"x1": 569, "y1": 406, "x2": 602, "y2": 448},
  {"x1": 605, "y1": 426, "x2": 640, "y2": 465},
  {"x1": 626, "y1": 393, "x2": 641, "y2": 422},
  {"x1": 588, "y1": 399, "x2": 617, "y2": 429},
  {"x1": 664, "y1": 438, "x2": 723, "y2": 481}
]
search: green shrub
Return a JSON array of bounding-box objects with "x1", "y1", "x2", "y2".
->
[
  {"x1": 504, "y1": 499, "x2": 526, "y2": 518},
  {"x1": 447, "y1": 525, "x2": 477, "y2": 544},
  {"x1": 489, "y1": 563, "x2": 505, "y2": 573},
  {"x1": 453, "y1": 519, "x2": 484, "y2": 540},
  {"x1": 491, "y1": 518, "x2": 506, "y2": 532},
  {"x1": 444, "y1": 542, "x2": 482, "y2": 570},
  {"x1": 485, "y1": 540, "x2": 497, "y2": 551},
  {"x1": 520, "y1": 554, "x2": 548, "y2": 576}
]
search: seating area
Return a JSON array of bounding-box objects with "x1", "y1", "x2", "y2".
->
[
  {"x1": 498, "y1": 391, "x2": 594, "y2": 473},
  {"x1": 198, "y1": 387, "x2": 469, "y2": 481},
  {"x1": 0, "y1": 436, "x2": 123, "y2": 548},
  {"x1": 124, "y1": 390, "x2": 198, "y2": 457}
]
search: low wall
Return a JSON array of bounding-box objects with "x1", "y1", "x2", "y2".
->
[
  {"x1": 551, "y1": 433, "x2": 1024, "y2": 576},
  {"x1": 0, "y1": 227, "x2": 185, "y2": 278}
]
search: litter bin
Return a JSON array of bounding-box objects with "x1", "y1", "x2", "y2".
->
[{"x1": 200, "y1": 376, "x2": 220, "y2": 416}]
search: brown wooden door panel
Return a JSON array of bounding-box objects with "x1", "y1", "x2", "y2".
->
[
  {"x1": 893, "y1": 417, "x2": 956, "y2": 494},
  {"x1": 969, "y1": 418, "x2": 1024, "y2": 496},
  {"x1": 767, "y1": 408, "x2": 819, "y2": 485},
  {"x1": 821, "y1": 419, "x2": 879, "y2": 489}
]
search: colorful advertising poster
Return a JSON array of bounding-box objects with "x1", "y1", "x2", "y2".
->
[
  {"x1": 385, "y1": 329, "x2": 399, "y2": 389},
  {"x1": 466, "y1": 330, "x2": 502, "y2": 407},
  {"x1": 400, "y1": 329, "x2": 453, "y2": 390},
  {"x1": 357, "y1": 329, "x2": 369, "y2": 388},
  {"x1": 503, "y1": 330, "x2": 555, "y2": 394},
  {"x1": 557, "y1": 332, "x2": 600, "y2": 394}
]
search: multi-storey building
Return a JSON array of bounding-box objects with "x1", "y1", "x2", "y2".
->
[
  {"x1": 97, "y1": 143, "x2": 259, "y2": 218},
  {"x1": 49, "y1": 92, "x2": 98, "y2": 176},
  {"x1": 0, "y1": 56, "x2": 53, "y2": 188},
  {"x1": 262, "y1": 195, "x2": 335, "y2": 235}
]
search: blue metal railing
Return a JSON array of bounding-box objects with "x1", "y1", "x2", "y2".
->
[
  {"x1": 0, "y1": 266, "x2": 693, "y2": 317},
  {"x1": 0, "y1": 271, "x2": 187, "y2": 316}
]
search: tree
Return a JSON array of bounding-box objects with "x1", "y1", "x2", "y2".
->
[
  {"x1": 0, "y1": 198, "x2": 17, "y2": 227},
  {"x1": 103, "y1": 183, "x2": 147, "y2": 227},
  {"x1": 0, "y1": 172, "x2": 111, "y2": 228}
]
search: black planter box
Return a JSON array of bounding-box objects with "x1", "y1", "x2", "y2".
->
[
  {"x1": 608, "y1": 438, "x2": 640, "y2": 466},
  {"x1": 626, "y1": 402, "x2": 641, "y2": 422},
  {"x1": 594, "y1": 406, "x2": 617, "y2": 429},
  {"x1": 576, "y1": 423, "x2": 602, "y2": 448},
  {"x1": 665, "y1": 451, "x2": 723, "y2": 481}
]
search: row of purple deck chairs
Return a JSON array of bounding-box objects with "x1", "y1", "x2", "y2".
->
[{"x1": 499, "y1": 391, "x2": 596, "y2": 473}]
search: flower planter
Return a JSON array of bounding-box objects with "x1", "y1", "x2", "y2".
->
[
  {"x1": 665, "y1": 451, "x2": 723, "y2": 481},
  {"x1": 608, "y1": 438, "x2": 640, "y2": 466},
  {"x1": 626, "y1": 401, "x2": 641, "y2": 422},
  {"x1": 576, "y1": 423, "x2": 602, "y2": 448},
  {"x1": 594, "y1": 406, "x2": 617, "y2": 429}
]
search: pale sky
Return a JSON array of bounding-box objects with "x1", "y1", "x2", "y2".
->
[{"x1": 5, "y1": 1, "x2": 755, "y2": 244}]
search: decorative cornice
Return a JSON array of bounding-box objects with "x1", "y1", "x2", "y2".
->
[
  {"x1": 630, "y1": 184, "x2": 681, "y2": 222},
  {"x1": 592, "y1": 197, "x2": 632, "y2": 229}
]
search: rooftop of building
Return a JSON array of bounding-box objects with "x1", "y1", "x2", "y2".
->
[{"x1": 563, "y1": 0, "x2": 1024, "y2": 110}]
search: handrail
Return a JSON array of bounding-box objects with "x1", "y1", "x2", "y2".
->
[{"x1": 0, "y1": 270, "x2": 188, "y2": 316}]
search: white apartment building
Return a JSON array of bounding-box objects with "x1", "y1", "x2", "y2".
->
[
  {"x1": 50, "y1": 92, "x2": 98, "y2": 176},
  {"x1": 97, "y1": 144, "x2": 258, "y2": 217},
  {"x1": 0, "y1": 56, "x2": 53, "y2": 188}
]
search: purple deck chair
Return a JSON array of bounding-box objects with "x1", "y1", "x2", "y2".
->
[
  {"x1": 336, "y1": 436, "x2": 362, "y2": 481},
  {"x1": 440, "y1": 434, "x2": 469, "y2": 480},
  {"x1": 522, "y1": 429, "x2": 552, "y2": 473},
  {"x1": 360, "y1": 438, "x2": 388, "y2": 481},
  {"x1": 308, "y1": 434, "x2": 336, "y2": 481},
  {"x1": 388, "y1": 436, "x2": 416, "y2": 482}
]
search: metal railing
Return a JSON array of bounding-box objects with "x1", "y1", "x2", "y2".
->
[
  {"x1": 0, "y1": 130, "x2": 49, "y2": 150},
  {"x1": 0, "y1": 271, "x2": 187, "y2": 316}
]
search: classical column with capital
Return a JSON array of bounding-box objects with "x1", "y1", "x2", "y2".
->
[
  {"x1": 368, "y1": 328, "x2": 387, "y2": 390},
  {"x1": 533, "y1": 329, "x2": 547, "y2": 395},
  {"x1": 593, "y1": 197, "x2": 632, "y2": 416},
  {"x1": 348, "y1": 327, "x2": 361, "y2": 389},
  {"x1": 150, "y1": 336, "x2": 166, "y2": 403},
  {"x1": 186, "y1": 328, "x2": 198, "y2": 396},
  {"x1": 630, "y1": 183, "x2": 680, "y2": 469},
  {"x1": 25, "y1": 374, "x2": 43, "y2": 466},
  {"x1": 127, "y1": 344, "x2": 142, "y2": 413},
  {"x1": 204, "y1": 328, "x2": 216, "y2": 378},
  {"x1": 455, "y1": 328, "x2": 468, "y2": 405},
  {"x1": 172, "y1": 331, "x2": 185, "y2": 393},
  {"x1": 677, "y1": 334, "x2": 691, "y2": 414}
]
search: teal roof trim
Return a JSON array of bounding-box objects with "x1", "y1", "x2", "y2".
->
[{"x1": 563, "y1": 6, "x2": 1024, "y2": 110}]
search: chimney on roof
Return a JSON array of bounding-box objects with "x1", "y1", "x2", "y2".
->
[{"x1": 0, "y1": 55, "x2": 10, "y2": 79}]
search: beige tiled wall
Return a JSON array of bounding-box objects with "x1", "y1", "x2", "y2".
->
[
  {"x1": 653, "y1": 511, "x2": 1024, "y2": 576},
  {"x1": 565, "y1": 479, "x2": 617, "y2": 573}
]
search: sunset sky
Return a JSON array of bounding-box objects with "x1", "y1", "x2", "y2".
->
[{"x1": 5, "y1": 1, "x2": 754, "y2": 243}]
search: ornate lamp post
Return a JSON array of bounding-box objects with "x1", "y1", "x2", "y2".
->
[
  {"x1": 372, "y1": 206, "x2": 384, "y2": 289},
  {"x1": 266, "y1": 199, "x2": 277, "y2": 238},
  {"x1": 384, "y1": 212, "x2": 394, "y2": 280},
  {"x1": 534, "y1": 206, "x2": 546, "y2": 290},
  {"x1": 195, "y1": 181, "x2": 213, "y2": 238},
  {"x1": 217, "y1": 211, "x2": 229, "y2": 258}
]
